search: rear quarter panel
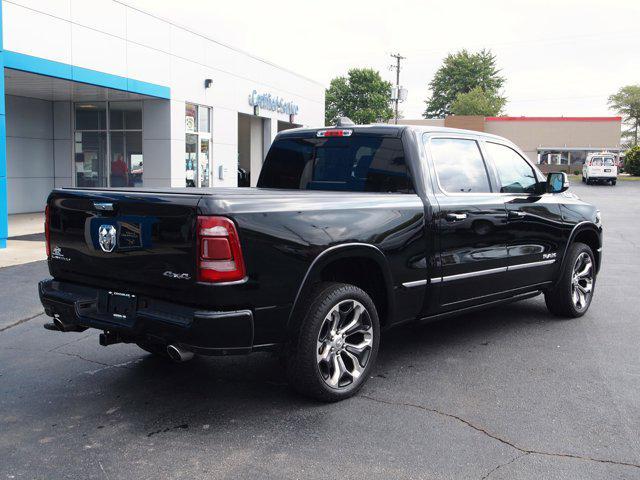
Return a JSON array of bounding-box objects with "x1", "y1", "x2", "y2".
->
[{"x1": 198, "y1": 191, "x2": 428, "y2": 342}]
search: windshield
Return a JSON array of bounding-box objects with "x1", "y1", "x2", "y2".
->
[{"x1": 258, "y1": 135, "x2": 415, "y2": 193}]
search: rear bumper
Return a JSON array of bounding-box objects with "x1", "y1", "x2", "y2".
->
[{"x1": 39, "y1": 279, "x2": 258, "y2": 355}]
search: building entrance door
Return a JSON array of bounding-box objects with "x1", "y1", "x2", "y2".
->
[
  {"x1": 199, "y1": 138, "x2": 211, "y2": 187},
  {"x1": 185, "y1": 103, "x2": 213, "y2": 188},
  {"x1": 185, "y1": 133, "x2": 198, "y2": 187}
]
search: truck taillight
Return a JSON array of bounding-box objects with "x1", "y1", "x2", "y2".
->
[
  {"x1": 316, "y1": 129, "x2": 352, "y2": 137},
  {"x1": 45, "y1": 205, "x2": 51, "y2": 257},
  {"x1": 197, "y1": 216, "x2": 246, "y2": 283}
]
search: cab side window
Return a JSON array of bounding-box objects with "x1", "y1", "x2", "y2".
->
[
  {"x1": 429, "y1": 138, "x2": 491, "y2": 193},
  {"x1": 485, "y1": 142, "x2": 537, "y2": 194}
]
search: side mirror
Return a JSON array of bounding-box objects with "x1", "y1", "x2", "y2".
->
[{"x1": 546, "y1": 172, "x2": 569, "y2": 193}]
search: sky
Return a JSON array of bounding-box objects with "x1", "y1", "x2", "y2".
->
[{"x1": 126, "y1": 0, "x2": 640, "y2": 119}]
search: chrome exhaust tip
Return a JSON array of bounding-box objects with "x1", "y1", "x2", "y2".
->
[
  {"x1": 166, "y1": 344, "x2": 194, "y2": 362},
  {"x1": 52, "y1": 316, "x2": 86, "y2": 332}
]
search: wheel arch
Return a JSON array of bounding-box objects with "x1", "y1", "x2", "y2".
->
[
  {"x1": 287, "y1": 243, "x2": 396, "y2": 334},
  {"x1": 556, "y1": 222, "x2": 602, "y2": 285}
]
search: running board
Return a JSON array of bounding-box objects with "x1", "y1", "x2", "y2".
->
[{"x1": 418, "y1": 290, "x2": 542, "y2": 323}]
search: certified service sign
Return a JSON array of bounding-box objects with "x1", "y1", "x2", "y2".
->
[{"x1": 248, "y1": 90, "x2": 299, "y2": 116}]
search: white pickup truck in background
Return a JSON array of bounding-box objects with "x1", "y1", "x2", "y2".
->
[{"x1": 582, "y1": 153, "x2": 618, "y2": 186}]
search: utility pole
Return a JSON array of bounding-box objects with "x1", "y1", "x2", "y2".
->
[{"x1": 389, "y1": 53, "x2": 406, "y2": 124}]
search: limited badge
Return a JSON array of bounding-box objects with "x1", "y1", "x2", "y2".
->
[{"x1": 51, "y1": 246, "x2": 71, "y2": 262}]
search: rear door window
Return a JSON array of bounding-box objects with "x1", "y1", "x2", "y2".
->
[
  {"x1": 258, "y1": 135, "x2": 414, "y2": 193},
  {"x1": 429, "y1": 138, "x2": 492, "y2": 193}
]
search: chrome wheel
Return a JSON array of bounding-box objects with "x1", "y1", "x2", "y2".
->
[
  {"x1": 316, "y1": 299, "x2": 373, "y2": 389},
  {"x1": 571, "y1": 252, "x2": 593, "y2": 311}
]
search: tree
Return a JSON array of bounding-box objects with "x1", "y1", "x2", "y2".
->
[
  {"x1": 624, "y1": 146, "x2": 640, "y2": 176},
  {"x1": 608, "y1": 85, "x2": 640, "y2": 147},
  {"x1": 450, "y1": 86, "x2": 506, "y2": 116},
  {"x1": 423, "y1": 49, "x2": 505, "y2": 119},
  {"x1": 325, "y1": 68, "x2": 394, "y2": 125}
]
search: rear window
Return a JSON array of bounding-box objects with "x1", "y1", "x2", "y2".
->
[
  {"x1": 257, "y1": 135, "x2": 415, "y2": 193},
  {"x1": 589, "y1": 157, "x2": 614, "y2": 166}
]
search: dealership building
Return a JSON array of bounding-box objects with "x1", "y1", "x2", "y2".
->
[
  {"x1": 0, "y1": 0, "x2": 325, "y2": 248},
  {"x1": 400, "y1": 115, "x2": 623, "y2": 169}
]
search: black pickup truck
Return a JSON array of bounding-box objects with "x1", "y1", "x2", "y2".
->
[{"x1": 40, "y1": 123, "x2": 602, "y2": 401}]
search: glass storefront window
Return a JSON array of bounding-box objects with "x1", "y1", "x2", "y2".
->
[
  {"x1": 186, "y1": 103, "x2": 197, "y2": 133},
  {"x1": 185, "y1": 103, "x2": 213, "y2": 187},
  {"x1": 110, "y1": 131, "x2": 143, "y2": 187},
  {"x1": 75, "y1": 131, "x2": 108, "y2": 187},
  {"x1": 128, "y1": 132, "x2": 144, "y2": 187},
  {"x1": 198, "y1": 107, "x2": 210, "y2": 133},
  {"x1": 75, "y1": 102, "x2": 107, "y2": 130},
  {"x1": 74, "y1": 101, "x2": 143, "y2": 188},
  {"x1": 110, "y1": 101, "x2": 143, "y2": 130}
]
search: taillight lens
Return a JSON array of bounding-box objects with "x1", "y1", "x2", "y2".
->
[
  {"x1": 45, "y1": 205, "x2": 51, "y2": 257},
  {"x1": 197, "y1": 216, "x2": 246, "y2": 283}
]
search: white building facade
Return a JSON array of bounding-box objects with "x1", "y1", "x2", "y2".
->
[{"x1": 0, "y1": 0, "x2": 325, "y2": 248}]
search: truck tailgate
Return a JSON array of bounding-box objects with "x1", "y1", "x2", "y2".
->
[{"x1": 47, "y1": 189, "x2": 203, "y2": 292}]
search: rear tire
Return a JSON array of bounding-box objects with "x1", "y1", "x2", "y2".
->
[
  {"x1": 286, "y1": 282, "x2": 380, "y2": 402},
  {"x1": 544, "y1": 242, "x2": 596, "y2": 318},
  {"x1": 612, "y1": 180, "x2": 617, "y2": 186}
]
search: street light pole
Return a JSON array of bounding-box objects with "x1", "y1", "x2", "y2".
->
[{"x1": 390, "y1": 53, "x2": 405, "y2": 124}]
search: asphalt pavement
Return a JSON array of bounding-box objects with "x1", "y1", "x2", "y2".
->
[{"x1": 1, "y1": 181, "x2": 639, "y2": 480}]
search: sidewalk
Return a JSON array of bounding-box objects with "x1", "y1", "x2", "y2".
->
[{"x1": 0, "y1": 212, "x2": 47, "y2": 268}]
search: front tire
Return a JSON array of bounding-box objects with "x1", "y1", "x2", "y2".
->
[
  {"x1": 544, "y1": 242, "x2": 596, "y2": 318},
  {"x1": 286, "y1": 282, "x2": 380, "y2": 402}
]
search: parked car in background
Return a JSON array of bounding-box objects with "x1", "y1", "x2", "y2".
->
[
  {"x1": 39, "y1": 122, "x2": 602, "y2": 402},
  {"x1": 582, "y1": 152, "x2": 617, "y2": 185}
]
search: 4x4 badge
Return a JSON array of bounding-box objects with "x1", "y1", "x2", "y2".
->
[
  {"x1": 98, "y1": 225, "x2": 117, "y2": 252},
  {"x1": 163, "y1": 271, "x2": 191, "y2": 280}
]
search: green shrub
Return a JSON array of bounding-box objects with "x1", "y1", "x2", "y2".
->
[
  {"x1": 625, "y1": 146, "x2": 640, "y2": 176},
  {"x1": 574, "y1": 169, "x2": 581, "y2": 176}
]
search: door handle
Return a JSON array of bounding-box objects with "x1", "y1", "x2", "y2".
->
[
  {"x1": 446, "y1": 213, "x2": 468, "y2": 222},
  {"x1": 508, "y1": 211, "x2": 526, "y2": 220}
]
